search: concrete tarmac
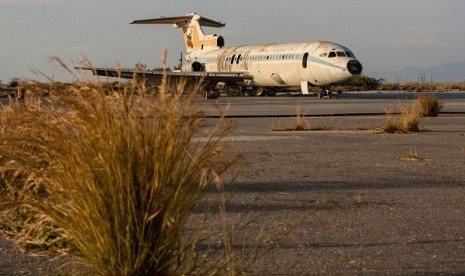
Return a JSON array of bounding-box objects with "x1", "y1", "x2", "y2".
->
[
  {"x1": 197, "y1": 91, "x2": 465, "y2": 117},
  {"x1": 192, "y1": 91, "x2": 465, "y2": 275},
  {"x1": 1, "y1": 91, "x2": 464, "y2": 275}
]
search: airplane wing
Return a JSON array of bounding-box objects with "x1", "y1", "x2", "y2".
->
[{"x1": 75, "y1": 66, "x2": 254, "y2": 88}]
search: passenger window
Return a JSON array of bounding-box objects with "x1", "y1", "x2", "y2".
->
[
  {"x1": 337, "y1": 52, "x2": 346, "y2": 57},
  {"x1": 328, "y1": 52, "x2": 336, "y2": 58},
  {"x1": 237, "y1": 54, "x2": 241, "y2": 64},
  {"x1": 231, "y1": 55, "x2": 236, "y2": 64},
  {"x1": 319, "y1": 53, "x2": 327, "y2": 58}
]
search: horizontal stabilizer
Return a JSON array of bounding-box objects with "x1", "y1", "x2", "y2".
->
[{"x1": 130, "y1": 14, "x2": 225, "y2": 28}]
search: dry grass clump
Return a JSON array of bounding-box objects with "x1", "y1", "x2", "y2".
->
[
  {"x1": 381, "y1": 95, "x2": 442, "y2": 133},
  {"x1": 292, "y1": 104, "x2": 309, "y2": 131},
  {"x1": 377, "y1": 81, "x2": 465, "y2": 92},
  {"x1": 0, "y1": 70, "x2": 236, "y2": 274},
  {"x1": 382, "y1": 102, "x2": 421, "y2": 133},
  {"x1": 402, "y1": 81, "x2": 438, "y2": 92},
  {"x1": 415, "y1": 94, "x2": 443, "y2": 117},
  {"x1": 353, "y1": 194, "x2": 365, "y2": 206},
  {"x1": 272, "y1": 104, "x2": 310, "y2": 131},
  {"x1": 399, "y1": 148, "x2": 432, "y2": 162}
]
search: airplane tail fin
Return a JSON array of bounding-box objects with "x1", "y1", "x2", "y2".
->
[{"x1": 130, "y1": 13, "x2": 225, "y2": 55}]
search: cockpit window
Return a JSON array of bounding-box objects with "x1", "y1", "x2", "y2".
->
[
  {"x1": 319, "y1": 53, "x2": 327, "y2": 58},
  {"x1": 345, "y1": 51, "x2": 353, "y2": 58},
  {"x1": 336, "y1": 51, "x2": 346, "y2": 57},
  {"x1": 328, "y1": 52, "x2": 336, "y2": 58}
]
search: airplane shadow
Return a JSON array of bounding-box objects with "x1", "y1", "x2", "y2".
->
[{"x1": 195, "y1": 179, "x2": 465, "y2": 214}]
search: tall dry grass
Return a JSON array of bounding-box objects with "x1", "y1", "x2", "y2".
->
[
  {"x1": 416, "y1": 94, "x2": 443, "y2": 117},
  {"x1": 383, "y1": 102, "x2": 421, "y2": 133},
  {"x1": 0, "y1": 68, "x2": 236, "y2": 275},
  {"x1": 272, "y1": 104, "x2": 310, "y2": 131},
  {"x1": 377, "y1": 81, "x2": 465, "y2": 92},
  {"x1": 381, "y1": 95, "x2": 443, "y2": 133}
]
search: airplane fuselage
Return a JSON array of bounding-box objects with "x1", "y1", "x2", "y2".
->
[{"x1": 185, "y1": 41, "x2": 362, "y2": 88}]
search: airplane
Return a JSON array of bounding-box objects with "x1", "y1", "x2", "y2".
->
[{"x1": 77, "y1": 12, "x2": 363, "y2": 98}]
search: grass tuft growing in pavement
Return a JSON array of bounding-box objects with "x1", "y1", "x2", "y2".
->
[
  {"x1": 399, "y1": 148, "x2": 432, "y2": 162},
  {"x1": 415, "y1": 94, "x2": 443, "y2": 117},
  {"x1": 272, "y1": 104, "x2": 312, "y2": 131},
  {"x1": 0, "y1": 63, "x2": 237, "y2": 275},
  {"x1": 382, "y1": 102, "x2": 421, "y2": 134}
]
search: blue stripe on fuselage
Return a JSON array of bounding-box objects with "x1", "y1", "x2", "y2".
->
[{"x1": 196, "y1": 52, "x2": 346, "y2": 71}]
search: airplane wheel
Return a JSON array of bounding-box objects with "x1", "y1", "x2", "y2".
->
[
  {"x1": 246, "y1": 90, "x2": 257, "y2": 96},
  {"x1": 261, "y1": 89, "x2": 276, "y2": 97}
]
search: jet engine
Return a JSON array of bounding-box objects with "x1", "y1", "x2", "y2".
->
[{"x1": 182, "y1": 61, "x2": 204, "y2": 72}]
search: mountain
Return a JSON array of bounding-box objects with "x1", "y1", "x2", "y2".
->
[{"x1": 366, "y1": 61, "x2": 465, "y2": 83}]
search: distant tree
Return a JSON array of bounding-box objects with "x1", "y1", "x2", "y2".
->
[
  {"x1": 134, "y1": 63, "x2": 148, "y2": 71},
  {"x1": 152, "y1": 66, "x2": 172, "y2": 71},
  {"x1": 345, "y1": 75, "x2": 380, "y2": 90},
  {"x1": 8, "y1": 78, "x2": 21, "y2": 88}
]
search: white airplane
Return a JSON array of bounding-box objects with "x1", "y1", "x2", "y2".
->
[{"x1": 79, "y1": 13, "x2": 363, "y2": 97}]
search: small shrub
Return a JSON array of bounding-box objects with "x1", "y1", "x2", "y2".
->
[{"x1": 415, "y1": 94, "x2": 443, "y2": 117}]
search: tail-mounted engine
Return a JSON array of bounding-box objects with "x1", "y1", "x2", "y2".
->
[
  {"x1": 208, "y1": 34, "x2": 225, "y2": 48},
  {"x1": 182, "y1": 61, "x2": 205, "y2": 72}
]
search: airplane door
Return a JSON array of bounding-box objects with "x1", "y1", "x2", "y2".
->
[
  {"x1": 302, "y1": 53, "x2": 308, "y2": 69},
  {"x1": 300, "y1": 52, "x2": 312, "y2": 83}
]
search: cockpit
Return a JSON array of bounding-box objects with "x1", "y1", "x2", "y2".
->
[
  {"x1": 316, "y1": 46, "x2": 363, "y2": 75},
  {"x1": 319, "y1": 50, "x2": 354, "y2": 58}
]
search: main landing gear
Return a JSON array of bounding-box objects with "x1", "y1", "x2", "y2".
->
[{"x1": 318, "y1": 87, "x2": 332, "y2": 99}]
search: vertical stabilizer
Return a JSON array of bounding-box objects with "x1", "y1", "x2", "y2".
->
[{"x1": 130, "y1": 13, "x2": 225, "y2": 55}]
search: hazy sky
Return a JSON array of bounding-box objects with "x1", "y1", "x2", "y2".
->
[{"x1": 1, "y1": 0, "x2": 465, "y2": 82}]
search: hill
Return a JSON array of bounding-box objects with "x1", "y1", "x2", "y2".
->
[{"x1": 367, "y1": 61, "x2": 465, "y2": 83}]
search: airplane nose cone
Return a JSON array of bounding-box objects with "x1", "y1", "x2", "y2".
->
[{"x1": 347, "y1": 60, "x2": 363, "y2": 75}]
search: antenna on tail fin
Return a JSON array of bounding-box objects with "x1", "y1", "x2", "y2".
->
[{"x1": 130, "y1": 13, "x2": 225, "y2": 55}]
